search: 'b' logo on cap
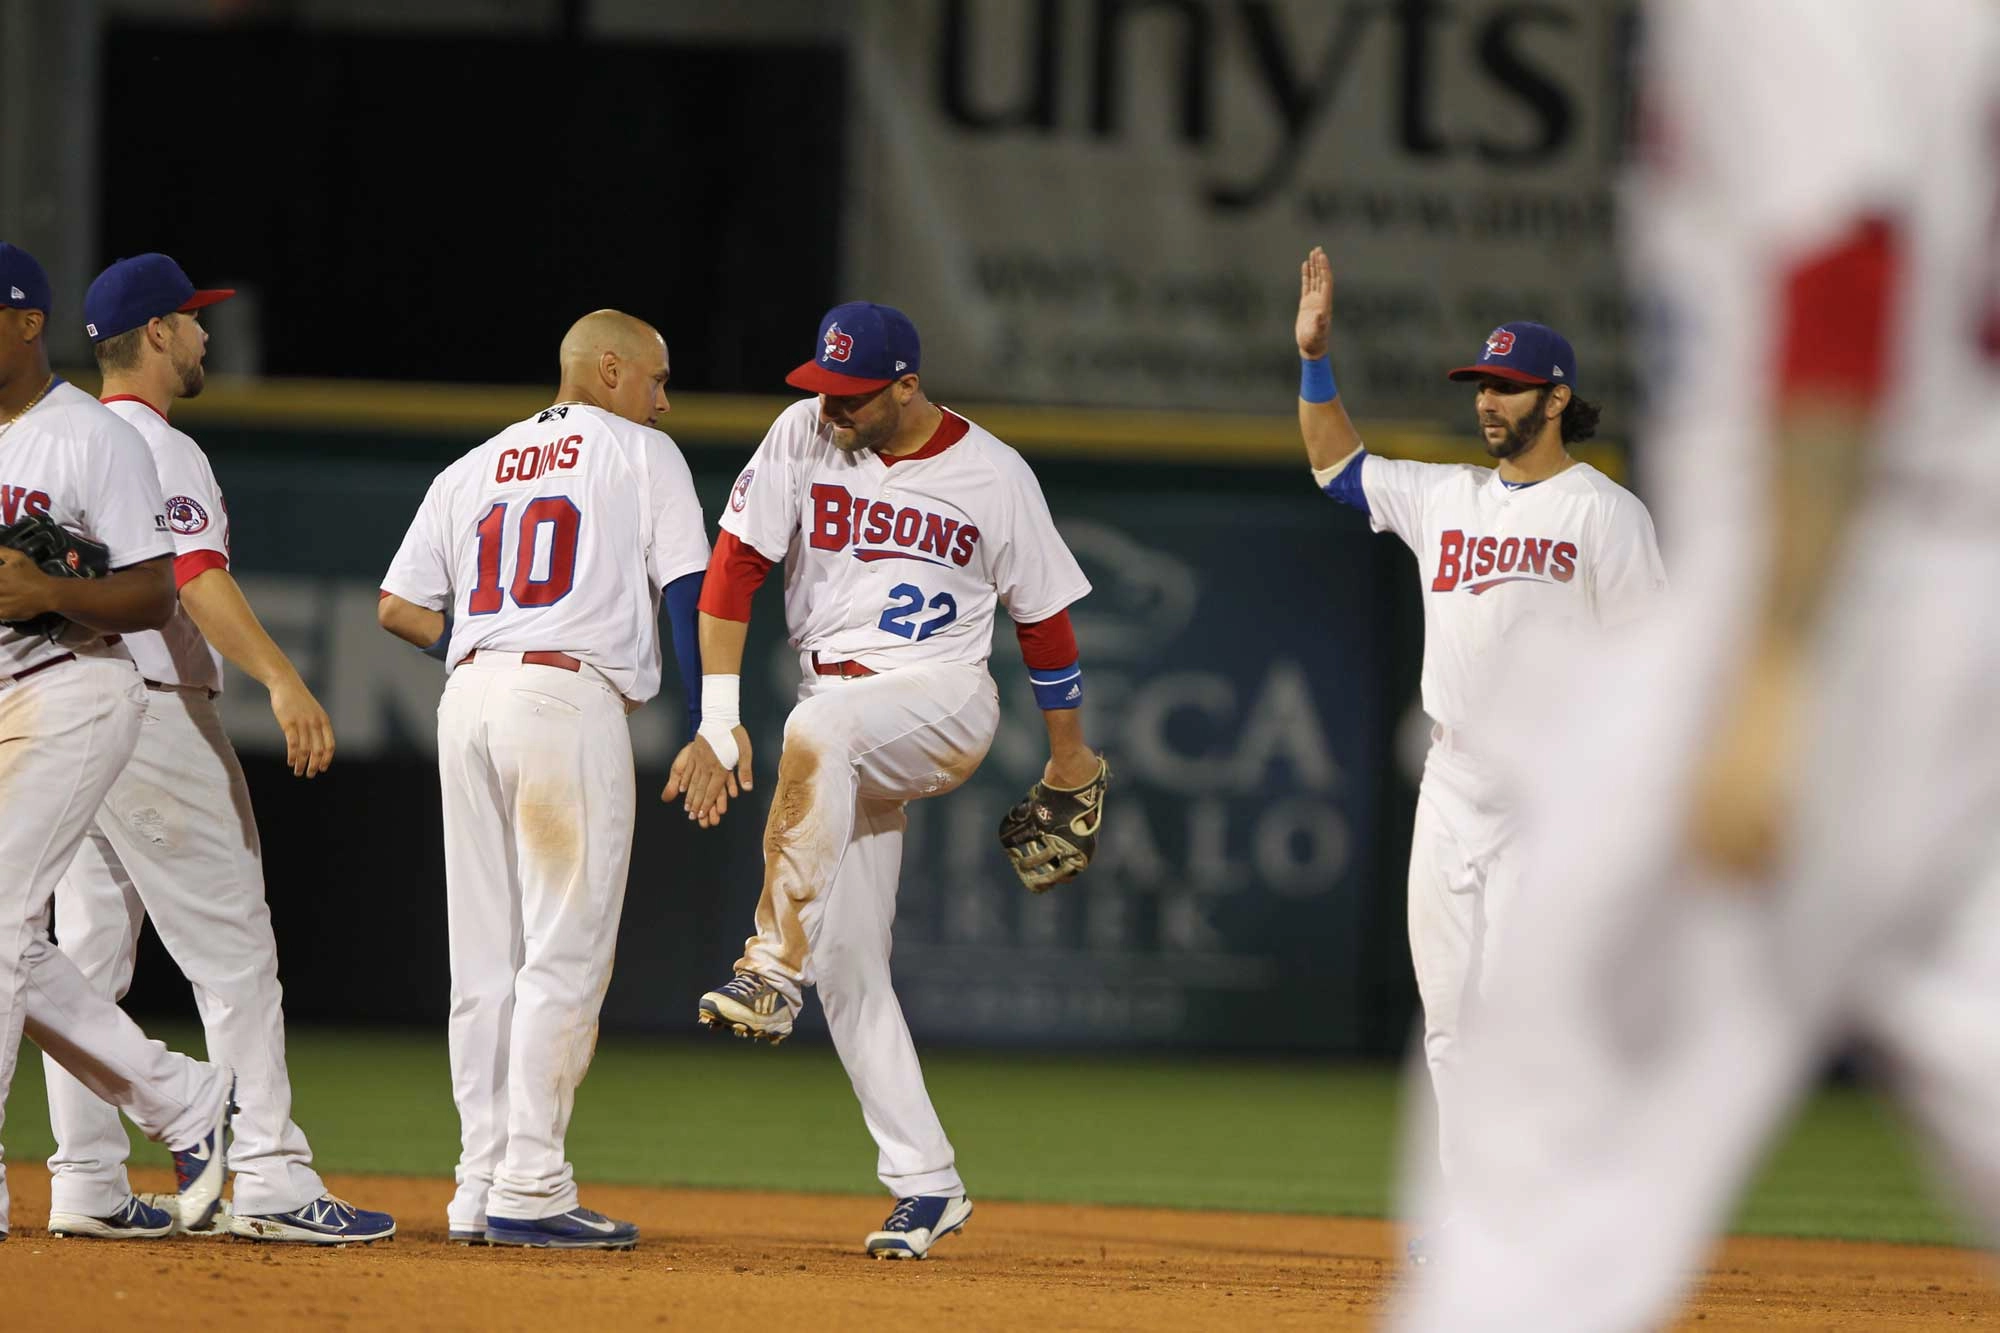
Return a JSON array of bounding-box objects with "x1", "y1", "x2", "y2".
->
[
  {"x1": 1484, "y1": 329, "x2": 1516, "y2": 357},
  {"x1": 823, "y1": 324, "x2": 854, "y2": 364}
]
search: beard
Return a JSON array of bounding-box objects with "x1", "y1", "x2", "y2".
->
[
  {"x1": 174, "y1": 350, "x2": 205, "y2": 399},
  {"x1": 1480, "y1": 387, "x2": 1551, "y2": 461},
  {"x1": 829, "y1": 403, "x2": 898, "y2": 454}
]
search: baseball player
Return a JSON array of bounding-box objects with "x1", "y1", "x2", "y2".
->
[
  {"x1": 379, "y1": 309, "x2": 714, "y2": 1249},
  {"x1": 34, "y1": 253, "x2": 393, "y2": 1244},
  {"x1": 0, "y1": 242, "x2": 233, "y2": 1238},
  {"x1": 684, "y1": 301, "x2": 1103, "y2": 1259},
  {"x1": 1293, "y1": 248, "x2": 1666, "y2": 1251},
  {"x1": 1397, "y1": 4, "x2": 2000, "y2": 1328}
]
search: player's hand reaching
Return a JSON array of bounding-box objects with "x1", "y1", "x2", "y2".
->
[
  {"x1": 269, "y1": 674, "x2": 336, "y2": 778},
  {"x1": 663, "y1": 726, "x2": 753, "y2": 828},
  {"x1": 1296, "y1": 245, "x2": 1333, "y2": 360},
  {"x1": 1686, "y1": 642, "x2": 1800, "y2": 879}
]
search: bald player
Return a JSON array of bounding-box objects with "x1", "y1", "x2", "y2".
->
[{"x1": 380, "y1": 310, "x2": 721, "y2": 1249}]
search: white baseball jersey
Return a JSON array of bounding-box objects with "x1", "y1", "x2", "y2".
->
[
  {"x1": 0, "y1": 380, "x2": 170, "y2": 673},
  {"x1": 381, "y1": 403, "x2": 709, "y2": 703},
  {"x1": 1359, "y1": 457, "x2": 1665, "y2": 736},
  {"x1": 99, "y1": 397, "x2": 229, "y2": 693},
  {"x1": 721, "y1": 400, "x2": 1090, "y2": 665}
]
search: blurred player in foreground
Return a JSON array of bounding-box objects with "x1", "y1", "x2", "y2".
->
[
  {"x1": 380, "y1": 310, "x2": 714, "y2": 1248},
  {"x1": 1397, "y1": 2, "x2": 2000, "y2": 1328},
  {"x1": 1294, "y1": 247, "x2": 1663, "y2": 1246}
]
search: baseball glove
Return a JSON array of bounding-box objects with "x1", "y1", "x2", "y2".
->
[
  {"x1": 0, "y1": 514, "x2": 110, "y2": 640},
  {"x1": 998, "y1": 754, "x2": 1110, "y2": 893}
]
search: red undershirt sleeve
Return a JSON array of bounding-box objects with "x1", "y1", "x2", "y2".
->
[
  {"x1": 174, "y1": 549, "x2": 229, "y2": 590},
  {"x1": 1014, "y1": 609, "x2": 1078, "y2": 670},
  {"x1": 697, "y1": 530, "x2": 777, "y2": 622}
]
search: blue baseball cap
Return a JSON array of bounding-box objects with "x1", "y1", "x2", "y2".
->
[
  {"x1": 1447, "y1": 321, "x2": 1577, "y2": 389},
  {"x1": 0, "y1": 243, "x2": 53, "y2": 314},
  {"x1": 786, "y1": 301, "x2": 921, "y2": 394},
  {"x1": 84, "y1": 253, "x2": 234, "y2": 343}
]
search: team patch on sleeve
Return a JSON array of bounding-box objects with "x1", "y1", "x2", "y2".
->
[
  {"x1": 730, "y1": 468, "x2": 755, "y2": 512},
  {"x1": 165, "y1": 495, "x2": 210, "y2": 535}
]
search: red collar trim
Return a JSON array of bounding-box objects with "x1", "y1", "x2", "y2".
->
[
  {"x1": 100, "y1": 393, "x2": 168, "y2": 421},
  {"x1": 881, "y1": 407, "x2": 970, "y2": 466}
]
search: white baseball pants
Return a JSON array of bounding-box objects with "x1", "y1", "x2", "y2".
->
[
  {"x1": 437, "y1": 652, "x2": 635, "y2": 1230},
  {"x1": 1404, "y1": 732, "x2": 1520, "y2": 1196},
  {"x1": 43, "y1": 685, "x2": 325, "y2": 1218},
  {"x1": 737, "y1": 656, "x2": 998, "y2": 1199},
  {"x1": 0, "y1": 656, "x2": 231, "y2": 1227},
  {"x1": 1398, "y1": 517, "x2": 2000, "y2": 1332}
]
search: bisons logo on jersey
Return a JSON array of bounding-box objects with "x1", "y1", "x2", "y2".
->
[
  {"x1": 1431, "y1": 529, "x2": 1577, "y2": 594},
  {"x1": 822, "y1": 324, "x2": 854, "y2": 364},
  {"x1": 0, "y1": 484, "x2": 52, "y2": 523},
  {"x1": 807, "y1": 482, "x2": 980, "y2": 567},
  {"x1": 730, "y1": 468, "x2": 755, "y2": 513},
  {"x1": 166, "y1": 495, "x2": 209, "y2": 535}
]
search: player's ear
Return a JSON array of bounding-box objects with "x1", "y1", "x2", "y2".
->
[
  {"x1": 598, "y1": 348, "x2": 620, "y2": 389},
  {"x1": 18, "y1": 308, "x2": 43, "y2": 342},
  {"x1": 1547, "y1": 384, "x2": 1571, "y2": 417}
]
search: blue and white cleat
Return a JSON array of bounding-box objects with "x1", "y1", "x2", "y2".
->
[
  {"x1": 697, "y1": 972, "x2": 795, "y2": 1045},
  {"x1": 485, "y1": 1207, "x2": 637, "y2": 1250},
  {"x1": 231, "y1": 1194, "x2": 396, "y2": 1245},
  {"x1": 865, "y1": 1194, "x2": 972, "y2": 1259},
  {"x1": 48, "y1": 1194, "x2": 175, "y2": 1240},
  {"x1": 171, "y1": 1079, "x2": 236, "y2": 1233}
]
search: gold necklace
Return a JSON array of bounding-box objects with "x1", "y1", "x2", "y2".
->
[{"x1": 0, "y1": 374, "x2": 56, "y2": 439}]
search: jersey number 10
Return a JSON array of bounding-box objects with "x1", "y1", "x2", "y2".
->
[{"x1": 469, "y1": 497, "x2": 581, "y2": 615}]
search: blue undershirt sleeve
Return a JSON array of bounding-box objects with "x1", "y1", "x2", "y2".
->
[
  {"x1": 1320, "y1": 452, "x2": 1370, "y2": 517},
  {"x1": 664, "y1": 570, "x2": 704, "y2": 734}
]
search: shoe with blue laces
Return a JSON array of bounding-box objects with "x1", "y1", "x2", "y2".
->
[
  {"x1": 231, "y1": 1194, "x2": 396, "y2": 1245},
  {"x1": 48, "y1": 1194, "x2": 175, "y2": 1240},
  {"x1": 486, "y1": 1207, "x2": 638, "y2": 1250},
  {"x1": 865, "y1": 1194, "x2": 972, "y2": 1259}
]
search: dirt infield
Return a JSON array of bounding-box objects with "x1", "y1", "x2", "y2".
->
[{"x1": 4, "y1": 1171, "x2": 1995, "y2": 1331}]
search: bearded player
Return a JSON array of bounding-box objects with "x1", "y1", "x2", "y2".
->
[
  {"x1": 1293, "y1": 247, "x2": 1666, "y2": 1255},
  {"x1": 36, "y1": 252, "x2": 392, "y2": 1244},
  {"x1": 680, "y1": 302, "x2": 1106, "y2": 1260}
]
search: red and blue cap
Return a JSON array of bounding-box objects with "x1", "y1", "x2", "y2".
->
[
  {"x1": 84, "y1": 253, "x2": 234, "y2": 343},
  {"x1": 1446, "y1": 321, "x2": 1577, "y2": 389},
  {"x1": 0, "y1": 242, "x2": 53, "y2": 314},
  {"x1": 787, "y1": 301, "x2": 921, "y2": 395}
]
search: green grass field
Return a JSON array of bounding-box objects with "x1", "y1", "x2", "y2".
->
[{"x1": 2, "y1": 1026, "x2": 1972, "y2": 1246}]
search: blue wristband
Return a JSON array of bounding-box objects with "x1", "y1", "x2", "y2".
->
[
  {"x1": 1300, "y1": 354, "x2": 1337, "y2": 404},
  {"x1": 1029, "y1": 661, "x2": 1083, "y2": 711}
]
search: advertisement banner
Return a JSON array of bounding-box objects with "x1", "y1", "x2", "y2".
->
[{"x1": 846, "y1": 0, "x2": 1638, "y2": 421}]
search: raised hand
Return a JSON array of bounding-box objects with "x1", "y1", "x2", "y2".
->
[{"x1": 1296, "y1": 245, "x2": 1333, "y2": 359}]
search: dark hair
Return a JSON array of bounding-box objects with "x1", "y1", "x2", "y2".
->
[
  {"x1": 1560, "y1": 392, "x2": 1601, "y2": 444},
  {"x1": 92, "y1": 325, "x2": 149, "y2": 373}
]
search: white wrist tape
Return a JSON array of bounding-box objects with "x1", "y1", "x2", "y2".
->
[{"x1": 697, "y1": 674, "x2": 741, "y2": 770}]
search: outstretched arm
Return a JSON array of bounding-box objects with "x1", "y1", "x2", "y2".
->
[{"x1": 1296, "y1": 246, "x2": 1365, "y2": 474}]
